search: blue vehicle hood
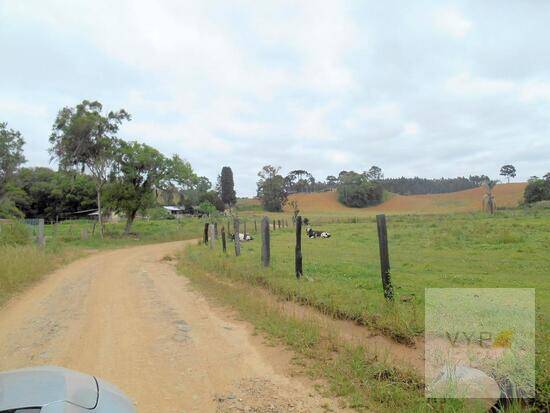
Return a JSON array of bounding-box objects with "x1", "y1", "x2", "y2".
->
[{"x1": 0, "y1": 366, "x2": 98, "y2": 411}]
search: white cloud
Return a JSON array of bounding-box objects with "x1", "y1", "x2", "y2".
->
[
  {"x1": 328, "y1": 150, "x2": 352, "y2": 165},
  {"x1": 446, "y1": 73, "x2": 550, "y2": 105},
  {"x1": 0, "y1": 99, "x2": 48, "y2": 118},
  {"x1": 519, "y1": 81, "x2": 550, "y2": 102},
  {"x1": 344, "y1": 103, "x2": 402, "y2": 130},
  {"x1": 445, "y1": 72, "x2": 516, "y2": 96},
  {"x1": 403, "y1": 122, "x2": 419, "y2": 136},
  {"x1": 434, "y1": 7, "x2": 472, "y2": 38},
  {"x1": 293, "y1": 105, "x2": 337, "y2": 141}
]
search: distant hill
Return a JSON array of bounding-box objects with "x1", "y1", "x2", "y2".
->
[{"x1": 283, "y1": 183, "x2": 526, "y2": 214}]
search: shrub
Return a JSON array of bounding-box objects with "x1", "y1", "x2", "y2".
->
[
  {"x1": 0, "y1": 222, "x2": 31, "y2": 246},
  {"x1": 524, "y1": 174, "x2": 550, "y2": 204},
  {"x1": 337, "y1": 172, "x2": 384, "y2": 208},
  {"x1": 147, "y1": 207, "x2": 175, "y2": 220}
]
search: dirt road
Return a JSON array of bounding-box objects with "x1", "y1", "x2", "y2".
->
[{"x1": 0, "y1": 241, "x2": 341, "y2": 412}]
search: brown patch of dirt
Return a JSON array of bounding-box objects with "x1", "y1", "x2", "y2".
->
[
  {"x1": 284, "y1": 183, "x2": 526, "y2": 214},
  {"x1": 0, "y1": 241, "x2": 344, "y2": 412}
]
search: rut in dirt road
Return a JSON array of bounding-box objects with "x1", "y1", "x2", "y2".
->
[{"x1": 0, "y1": 240, "x2": 343, "y2": 412}]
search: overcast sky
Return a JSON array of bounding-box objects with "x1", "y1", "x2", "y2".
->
[{"x1": 1, "y1": 1, "x2": 549, "y2": 196}]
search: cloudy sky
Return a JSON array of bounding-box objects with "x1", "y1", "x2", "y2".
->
[{"x1": 1, "y1": 1, "x2": 549, "y2": 195}]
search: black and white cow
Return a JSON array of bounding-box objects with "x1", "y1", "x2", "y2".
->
[
  {"x1": 230, "y1": 233, "x2": 254, "y2": 241},
  {"x1": 305, "y1": 227, "x2": 331, "y2": 238}
]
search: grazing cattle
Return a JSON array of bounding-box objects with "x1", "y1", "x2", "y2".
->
[
  {"x1": 305, "y1": 227, "x2": 331, "y2": 239},
  {"x1": 230, "y1": 233, "x2": 254, "y2": 241}
]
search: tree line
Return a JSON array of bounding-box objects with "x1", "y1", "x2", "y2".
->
[
  {"x1": 255, "y1": 164, "x2": 521, "y2": 211},
  {"x1": 256, "y1": 165, "x2": 385, "y2": 211},
  {"x1": 1, "y1": 100, "x2": 239, "y2": 235},
  {"x1": 380, "y1": 175, "x2": 488, "y2": 195}
]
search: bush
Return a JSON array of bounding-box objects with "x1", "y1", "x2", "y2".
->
[
  {"x1": 337, "y1": 172, "x2": 384, "y2": 208},
  {"x1": 529, "y1": 200, "x2": 550, "y2": 210},
  {"x1": 0, "y1": 222, "x2": 31, "y2": 246},
  {"x1": 0, "y1": 197, "x2": 24, "y2": 219},
  {"x1": 524, "y1": 174, "x2": 550, "y2": 204},
  {"x1": 147, "y1": 207, "x2": 175, "y2": 220}
]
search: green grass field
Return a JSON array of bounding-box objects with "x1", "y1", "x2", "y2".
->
[
  {"x1": 180, "y1": 209, "x2": 550, "y2": 410},
  {"x1": 41, "y1": 217, "x2": 204, "y2": 248}
]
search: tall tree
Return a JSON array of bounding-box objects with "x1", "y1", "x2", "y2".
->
[
  {"x1": 257, "y1": 165, "x2": 287, "y2": 212},
  {"x1": 218, "y1": 166, "x2": 236, "y2": 209},
  {"x1": 366, "y1": 165, "x2": 383, "y2": 180},
  {"x1": 286, "y1": 169, "x2": 313, "y2": 193},
  {"x1": 500, "y1": 164, "x2": 517, "y2": 183},
  {"x1": 0, "y1": 122, "x2": 26, "y2": 217},
  {"x1": 49, "y1": 100, "x2": 131, "y2": 237},
  {"x1": 105, "y1": 141, "x2": 171, "y2": 234},
  {"x1": 326, "y1": 175, "x2": 338, "y2": 189}
]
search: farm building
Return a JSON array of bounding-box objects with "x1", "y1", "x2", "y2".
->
[{"x1": 163, "y1": 205, "x2": 185, "y2": 216}]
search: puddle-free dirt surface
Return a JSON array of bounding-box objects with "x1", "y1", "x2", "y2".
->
[{"x1": 0, "y1": 240, "x2": 342, "y2": 412}]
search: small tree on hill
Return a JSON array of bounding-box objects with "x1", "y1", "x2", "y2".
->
[
  {"x1": 366, "y1": 165, "x2": 383, "y2": 181},
  {"x1": 326, "y1": 175, "x2": 338, "y2": 190},
  {"x1": 257, "y1": 165, "x2": 287, "y2": 212},
  {"x1": 499, "y1": 165, "x2": 516, "y2": 183}
]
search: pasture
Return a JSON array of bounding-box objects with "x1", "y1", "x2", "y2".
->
[{"x1": 181, "y1": 208, "x2": 550, "y2": 409}]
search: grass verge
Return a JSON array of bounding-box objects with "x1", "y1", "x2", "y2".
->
[
  {"x1": 0, "y1": 243, "x2": 83, "y2": 307},
  {"x1": 178, "y1": 249, "x2": 536, "y2": 412}
]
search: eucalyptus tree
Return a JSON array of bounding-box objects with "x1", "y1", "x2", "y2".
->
[
  {"x1": 0, "y1": 122, "x2": 26, "y2": 217},
  {"x1": 102, "y1": 141, "x2": 197, "y2": 234},
  {"x1": 257, "y1": 165, "x2": 287, "y2": 212},
  {"x1": 49, "y1": 100, "x2": 131, "y2": 237}
]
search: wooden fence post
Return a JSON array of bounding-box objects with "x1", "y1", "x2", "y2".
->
[
  {"x1": 243, "y1": 221, "x2": 247, "y2": 237},
  {"x1": 254, "y1": 220, "x2": 257, "y2": 233},
  {"x1": 234, "y1": 219, "x2": 241, "y2": 256},
  {"x1": 203, "y1": 222, "x2": 209, "y2": 245},
  {"x1": 214, "y1": 222, "x2": 218, "y2": 239},
  {"x1": 221, "y1": 226, "x2": 227, "y2": 253},
  {"x1": 37, "y1": 219, "x2": 45, "y2": 247},
  {"x1": 209, "y1": 224, "x2": 215, "y2": 249},
  {"x1": 273, "y1": 220, "x2": 276, "y2": 231},
  {"x1": 261, "y1": 216, "x2": 270, "y2": 267},
  {"x1": 376, "y1": 214, "x2": 394, "y2": 300},
  {"x1": 295, "y1": 216, "x2": 303, "y2": 279},
  {"x1": 277, "y1": 219, "x2": 281, "y2": 229}
]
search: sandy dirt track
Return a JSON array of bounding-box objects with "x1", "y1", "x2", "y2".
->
[{"x1": 0, "y1": 241, "x2": 341, "y2": 412}]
